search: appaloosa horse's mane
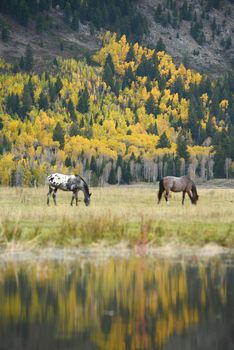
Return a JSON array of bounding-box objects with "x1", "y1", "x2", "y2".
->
[{"x1": 75, "y1": 174, "x2": 90, "y2": 195}]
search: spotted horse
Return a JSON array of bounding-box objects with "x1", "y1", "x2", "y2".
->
[{"x1": 47, "y1": 173, "x2": 92, "y2": 206}]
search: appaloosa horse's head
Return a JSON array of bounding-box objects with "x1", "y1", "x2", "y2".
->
[
  {"x1": 75, "y1": 175, "x2": 92, "y2": 206},
  {"x1": 84, "y1": 192, "x2": 92, "y2": 206}
]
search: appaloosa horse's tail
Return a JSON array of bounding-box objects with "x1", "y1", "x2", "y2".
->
[{"x1": 158, "y1": 179, "x2": 165, "y2": 204}]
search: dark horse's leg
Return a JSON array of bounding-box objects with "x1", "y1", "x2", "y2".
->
[
  {"x1": 187, "y1": 190, "x2": 194, "y2": 204},
  {"x1": 47, "y1": 187, "x2": 53, "y2": 206},
  {"x1": 158, "y1": 189, "x2": 164, "y2": 204},
  {"x1": 164, "y1": 190, "x2": 169, "y2": 204},
  {"x1": 158, "y1": 179, "x2": 165, "y2": 204},
  {"x1": 52, "y1": 188, "x2": 57, "y2": 206},
  {"x1": 182, "y1": 191, "x2": 186, "y2": 205}
]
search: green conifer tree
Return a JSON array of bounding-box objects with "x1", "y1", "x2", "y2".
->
[
  {"x1": 126, "y1": 46, "x2": 135, "y2": 62},
  {"x1": 157, "y1": 132, "x2": 171, "y2": 148},
  {"x1": 77, "y1": 88, "x2": 89, "y2": 113},
  {"x1": 103, "y1": 63, "x2": 114, "y2": 89},
  {"x1": 21, "y1": 86, "x2": 32, "y2": 118},
  {"x1": 71, "y1": 13, "x2": 79, "y2": 31},
  {"x1": 1, "y1": 27, "x2": 9, "y2": 42},
  {"x1": 122, "y1": 66, "x2": 135, "y2": 89},
  {"x1": 67, "y1": 99, "x2": 77, "y2": 121},
  {"x1": 24, "y1": 44, "x2": 34, "y2": 72},
  {"x1": 53, "y1": 122, "x2": 65, "y2": 149},
  {"x1": 38, "y1": 92, "x2": 49, "y2": 110},
  {"x1": 176, "y1": 132, "x2": 190, "y2": 162},
  {"x1": 108, "y1": 164, "x2": 116, "y2": 184}
]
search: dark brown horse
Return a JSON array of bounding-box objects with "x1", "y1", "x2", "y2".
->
[{"x1": 158, "y1": 176, "x2": 199, "y2": 205}]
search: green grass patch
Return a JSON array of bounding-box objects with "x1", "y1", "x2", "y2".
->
[{"x1": 0, "y1": 186, "x2": 234, "y2": 248}]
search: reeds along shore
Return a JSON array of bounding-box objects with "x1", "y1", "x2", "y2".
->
[{"x1": 0, "y1": 186, "x2": 234, "y2": 248}]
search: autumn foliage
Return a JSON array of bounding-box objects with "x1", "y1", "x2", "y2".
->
[{"x1": 0, "y1": 33, "x2": 234, "y2": 186}]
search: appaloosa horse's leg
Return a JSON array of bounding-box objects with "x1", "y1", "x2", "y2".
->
[
  {"x1": 52, "y1": 188, "x2": 57, "y2": 206},
  {"x1": 47, "y1": 187, "x2": 53, "y2": 206},
  {"x1": 182, "y1": 191, "x2": 186, "y2": 205},
  {"x1": 75, "y1": 191, "x2": 78, "y2": 206},
  {"x1": 71, "y1": 190, "x2": 77, "y2": 206}
]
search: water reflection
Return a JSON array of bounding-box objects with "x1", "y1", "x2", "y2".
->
[{"x1": 0, "y1": 256, "x2": 234, "y2": 350}]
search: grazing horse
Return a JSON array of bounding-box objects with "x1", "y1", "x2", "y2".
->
[
  {"x1": 47, "y1": 173, "x2": 92, "y2": 206},
  {"x1": 158, "y1": 176, "x2": 199, "y2": 205}
]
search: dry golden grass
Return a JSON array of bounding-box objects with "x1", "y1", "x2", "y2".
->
[{"x1": 0, "y1": 185, "x2": 234, "y2": 247}]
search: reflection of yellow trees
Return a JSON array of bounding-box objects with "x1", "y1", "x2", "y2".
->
[{"x1": 0, "y1": 259, "x2": 228, "y2": 349}]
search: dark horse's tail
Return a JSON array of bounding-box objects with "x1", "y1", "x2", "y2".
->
[
  {"x1": 191, "y1": 183, "x2": 199, "y2": 204},
  {"x1": 158, "y1": 179, "x2": 165, "y2": 204}
]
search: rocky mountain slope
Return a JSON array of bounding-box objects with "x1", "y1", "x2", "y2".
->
[
  {"x1": 0, "y1": 0, "x2": 233, "y2": 76},
  {"x1": 140, "y1": 0, "x2": 234, "y2": 76}
]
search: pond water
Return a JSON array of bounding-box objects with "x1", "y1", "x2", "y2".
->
[{"x1": 0, "y1": 253, "x2": 234, "y2": 350}]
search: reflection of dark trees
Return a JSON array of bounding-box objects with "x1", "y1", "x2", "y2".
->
[
  {"x1": 120, "y1": 304, "x2": 130, "y2": 321},
  {"x1": 64, "y1": 270, "x2": 75, "y2": 294},
  {"x1": 18, "y1": 272, "x2": 32, "y2": 316},
  {"x1": 4, "y1": 275, "x2": 17, "y2": 296},
  {"x1": 101, "y1": 315, "x2": 112, "y2": 336},
  {"x1": 125, "y1": 334, "x2": 132, "y2": 349},
  {"x1": 186, "y1": 266, "x2": 201, "y2": 309},
  {"x1": 36, "y1": 283, "x2": 58, "y2": 316},
  {"x1": 76, "y1": 279, "x2": 87, "y2": 304},
  {"x1": 46, "y1": 286, "x2": 58, "y2": 313}
]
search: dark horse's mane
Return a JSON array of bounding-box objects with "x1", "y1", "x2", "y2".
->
[
  {"x1": 191, "y1": 181, "x2": 198, "y2": 203},
  {"x1": 191, "y1": 182, "x2": 198, "y2": 195},
  {"x1": 76, "y1": 174, "x2": 89, "y2": 194}
]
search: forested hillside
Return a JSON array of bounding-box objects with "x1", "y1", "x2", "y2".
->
[
  {"x1": 0, "y1": 32, "x2": 234, "y2": 186},
  {"x1": 0, "y1": 0, "x2": 147, "y2": 41},
  {"x1": 0, "y1": 0, "x2": 147, "y2": 39}
]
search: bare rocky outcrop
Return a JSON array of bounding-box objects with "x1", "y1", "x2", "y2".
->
[{"x1": 140, "y1": 0, "x2": 234, "y2": 77}]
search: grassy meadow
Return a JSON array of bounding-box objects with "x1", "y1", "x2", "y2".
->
[{"x1": 0, "y1": 185, "x2": 234, "y2": 249}]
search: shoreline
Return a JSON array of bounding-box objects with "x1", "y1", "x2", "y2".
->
[{"x1": 1, "y1": 242, "x2": 234, "y2": 263}]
